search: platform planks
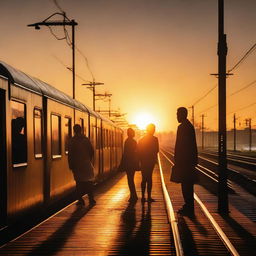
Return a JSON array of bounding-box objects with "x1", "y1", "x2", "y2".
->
[{"x1": 0, "y1": 168, "x2": 175, "y2": 256}]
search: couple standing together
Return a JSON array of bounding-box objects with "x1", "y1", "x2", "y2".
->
[
  {"x1": 123, "y1": 107, "x2": 198, "y2": 216},
  {"x1": 121, "y1": 123, "x2": 159, "y2": 203}
]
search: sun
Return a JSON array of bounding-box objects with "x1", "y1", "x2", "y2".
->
[{"x1": 133, "y1": 112, "x2": 157, "y2": 130}]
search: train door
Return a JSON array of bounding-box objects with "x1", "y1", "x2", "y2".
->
[{"x1": 0, "y1": 89, "x2": 7, "y2": 227}]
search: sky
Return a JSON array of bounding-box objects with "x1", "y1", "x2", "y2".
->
[{"x1": 0, "y1": 0, "x2": 256, "y2": 132}]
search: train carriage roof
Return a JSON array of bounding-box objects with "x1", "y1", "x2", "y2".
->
[
  {"x1": 0, "y1": 61, "x2": 88, "y2": 112},
  {"x1": 0, "y1": 61, "x2": 121, "y2": 129}
]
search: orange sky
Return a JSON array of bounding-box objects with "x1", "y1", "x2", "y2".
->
[{"x1": 1, "y1": 0, "x2": 256, "y2": 132}]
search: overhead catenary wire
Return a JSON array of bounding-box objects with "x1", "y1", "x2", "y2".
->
[
  {"x1": 197, "y1": 78, "x2": 256, "y2": 115},
  {"x1": 229, "y1": 79, "x2": 256, "y2": 97},
  {"x1": 192, "y1": 84, "x2": 217, "y2": 106},
  {"x1": 228, "y1": 42, "x2": 256, "y2": 73},
  {"x1": 227, "y1": 101, "x2": 256, "y2": 115},
  {"x1": 51, "y1": 0, "x2": 96, "y2": 81},
  {"x1": 52, "y1": 54, "x2": 91, "y2": 83}
]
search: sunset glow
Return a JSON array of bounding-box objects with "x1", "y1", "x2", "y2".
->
[{"x1": 133, "y1": 112, "x2": 158, "y2": 130}]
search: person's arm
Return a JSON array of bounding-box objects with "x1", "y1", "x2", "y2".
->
[{"x1": 67, "y1": 141, "x2": 74, "y2": 169}]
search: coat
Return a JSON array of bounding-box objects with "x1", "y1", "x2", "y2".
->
[
  {"x1": 120, "y1": 137, "x2": 139, "y2": 172},
  {"x1": 138, "y1": 134, "x2": 159, "y2": 169},
  {"x1": 68, "y1": 134, "x2": 94, "y2": 181},
  {"x1": 174, "y1": 119, "x2": 198, "y2": 183}
]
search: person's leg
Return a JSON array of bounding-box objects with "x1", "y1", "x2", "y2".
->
[
  {"x1": 127, "y1": 170, "x2": 137, "y2": 201},
  {"x1": 141, "y1": 169, "x2": 147, "y2": 201},
  {"x1": 85, "y1": 181, "x2": 96, "y2": 205},
  {"x1": 181, "y1": 181, "x2": 194, "y2": 211},
  {"x1": 147, "y1": 167, "x2": 155, "y2": 202},
  {"x1": 76, "y1": 181, "x2": 85, "y2": 205}
]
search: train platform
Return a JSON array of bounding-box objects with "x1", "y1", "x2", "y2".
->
[
  {"x1": 0, "y1": 167, "x2": 175, "y2": 256},
  {"x1": 1, "y1": 155, "x2": 256, "y2": 256}
]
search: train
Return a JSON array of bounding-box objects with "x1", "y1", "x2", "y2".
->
[{"x1": 0, "y1": 61, "x2": 123, "y2": 228}]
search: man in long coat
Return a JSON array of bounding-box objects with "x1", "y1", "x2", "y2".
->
[
  {"x1": 174, "y1": 107, "x2": 198, "y2": 215},
  {"x1": 68, "y1": 124, "x2": 96, "y2": 206}
]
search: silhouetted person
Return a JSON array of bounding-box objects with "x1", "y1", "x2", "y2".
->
[
  {"x1": 68, "y1": 124, "x2": 96, "y2": 206},
  {"x1": 12, "y1": 117, "x2": 27, "y2": 164},
  {"x1": 138, "y1": 124, "x2": 159, "y2": 202},
  {"x1": 174, "y1": 107, "x2": 198, "y2": 216},
  {"x1": 121, "y1": 128, "x2": 138, "y2": 202}
]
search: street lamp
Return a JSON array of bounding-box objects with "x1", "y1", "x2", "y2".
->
[{"x1": 28, "y1": 12, "x2": 78, "y2": 100}]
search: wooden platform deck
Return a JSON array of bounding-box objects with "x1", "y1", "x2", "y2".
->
[{"x1": 0, "y1": 168, "x2": 175, "y2": 256}]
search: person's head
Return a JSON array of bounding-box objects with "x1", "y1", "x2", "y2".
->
[
  {"x1": 73, "y1": 124, "x2": 82, "y2": 135},
  {"x1": 177, "y1": 107, "x2": 188, "y2": 123},
  {"x1": 146, "y1": 123, "x2": 155, "y2": 135},
  {"x1": 127, "y1": 128, "x2": 135, "y2": 138},
  {"x1": 12, "y1": 117, "x2": 25, "y2": 134}
]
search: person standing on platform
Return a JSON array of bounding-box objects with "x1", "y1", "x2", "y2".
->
[
  {"x1": 138, "y1": 123, "x2": 159, "y2": 202},
  {"x1": 68, "y1": 124, "x2": 96, "y2": 206},
  {"x1": 120, "y1": 128, "x2": 139, "y2": 202},
  {"x1": 174, "y1": 107, "x2": 198, "y2": 216}
]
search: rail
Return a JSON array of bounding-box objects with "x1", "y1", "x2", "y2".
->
[
  {"x1": 160, "y1": 149, "x2": 240, "y2": 256},
  {"x1": 158, "y1": 154, "x2": 184, "y2": 256}
]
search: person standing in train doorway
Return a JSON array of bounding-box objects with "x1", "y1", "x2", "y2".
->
[
  {"x1": 68, "y1": 124, "x2": 96, "y2": 206},
  {"x1": 174, "y1": 107, "x2": 198, "y2": 216},
  {"x1": 120, "y1": 128, "x2": 139, "y2": 202},
  {"x1": 138, "y1": 123, "x2": 159, "y2": 203}
]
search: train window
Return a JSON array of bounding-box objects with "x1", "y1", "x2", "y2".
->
[
  {"x1": 34, "y1": 108, "x2": 42, "y2": 158},
  {"x1": 51, "y1": 114, "x2": 61, "y2": 158},
  {"x1": 64, "y1": 117, "x2": 72, "y2": 154},
  {"x1": 11, "y1": 100, "x2": 27, "y2": 167}
]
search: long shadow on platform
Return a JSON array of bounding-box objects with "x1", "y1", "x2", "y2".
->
[
  {"x1": 25, "y1": 206, "x2": 92, "y2": 256},
  {"x1": 177, "y1": 214, "x2": 209, "y2": 256},
  {"x1": 109, "y1": 201, "x2": 151, "y2": 256},
  {"x1": 222, "y1": 214, "x2": 256, "y2": 254}
]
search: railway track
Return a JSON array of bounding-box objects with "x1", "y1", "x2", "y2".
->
[
  {"x1": 161, "y1": 148, "x2": 256, "y2": 221},
  {"x1": 163, "y1": 147, "x2": 256, "y2": 196},
  {"x1": 200, "y1": 151, "x2": 256, "y2": 171},
  {"x1": 158, "y1": 152, "x2": 240, "y2": 256}
]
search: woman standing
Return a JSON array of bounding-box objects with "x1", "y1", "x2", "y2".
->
[{"x1": 120, "y1": 128, "x2": 139, "y2": 202}]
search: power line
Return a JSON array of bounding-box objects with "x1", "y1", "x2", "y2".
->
[
  {"x1": 227, "y1": 101, "x2": 256, "y2": 115},
  {"x1": 51, "y1": 0, "x2": 95, "y2": 81},
  {"x1": 53, "y1": 0, "x2": 65, "y2": 13},
  {"x1": 192, "y1": 84, "x2": 217, "y2": 106},
  {"x1": 228, "y1": 42, "x2": 256, "y2": 73},
  {"x1": 228, "y1": 79, "x2": 256, "y2": 97},
  {"x1": 52, "y1": 55, "x2": 91, "y2": 83},
  {"x1": 196, "y1": 79, "x2": 256, "y2": 115}
]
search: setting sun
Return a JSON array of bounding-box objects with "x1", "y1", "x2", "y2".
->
[{"x1": 133, "y1": 112, "x2": 157, "y2": 130}]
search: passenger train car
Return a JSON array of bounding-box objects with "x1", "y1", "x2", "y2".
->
[{"x1": 0, "y1": 61, "x2": 123, "y2": 228}]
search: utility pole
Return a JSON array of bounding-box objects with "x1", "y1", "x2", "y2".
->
[
  {"x1": 28, "y1": 13, "x2": 78, "y2": 100},
  {"x1": 245, "y1": 118, "x2": 252, "y2": 152},
  {"x1": 217, "y1": 0, "x2": 228, "y2": 214},
  {"x1": 82, "y1": 81, "x2": 104, "y2": 111},
  {"x1": 95, "y1": 92, "x2": 112, "y2": 117},
  {"x1": 233, "y1": 114, "x2": 237, "y2": 152},
  {"x1": 201, "y1": 114, "x2": 205, "y2": 150}
]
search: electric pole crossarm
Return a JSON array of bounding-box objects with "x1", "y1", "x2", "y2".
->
[
  {"x1": 28, "y1": 21, "x2": 77, "y2": 27},
  {"x1": 82, "y1": 82, "x2": 104, "y2": 111}
]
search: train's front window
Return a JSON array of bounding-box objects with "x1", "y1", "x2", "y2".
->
[
  {"x1": 34, "y1": 109, "x2": 42, "y2": 158},
  {"x1": 11, "y1": 101, "x2": 27, "y2": 166},
  {"x1": 51, "y1": 114, "x2": 61, "y2": 158}
]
